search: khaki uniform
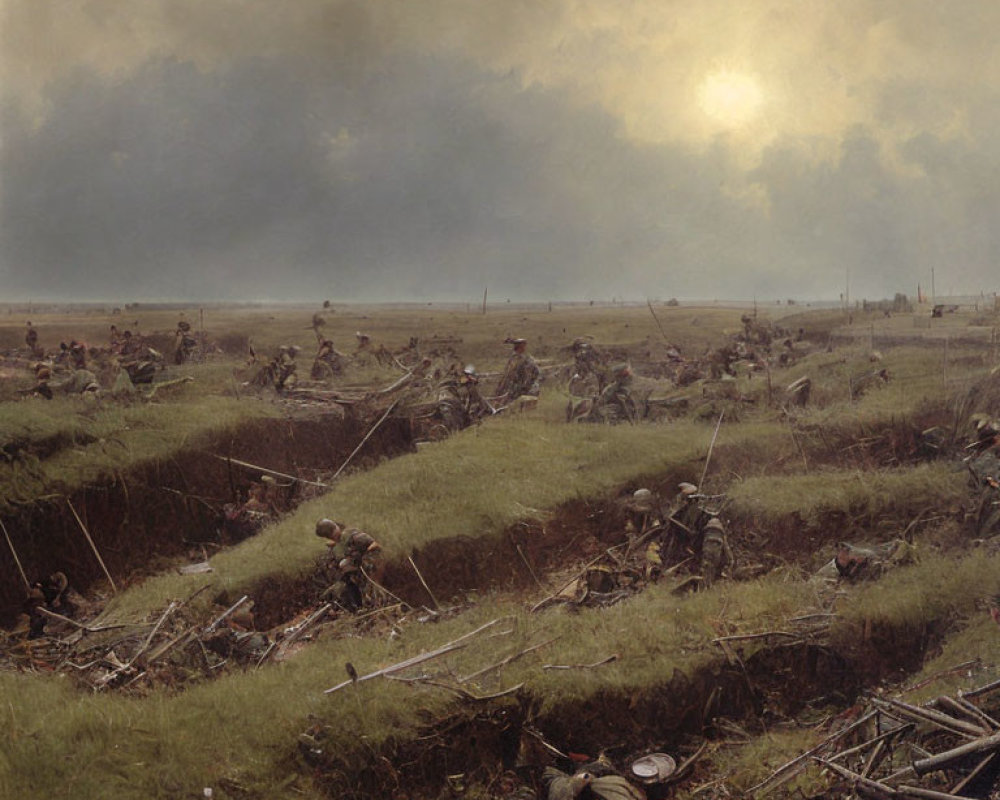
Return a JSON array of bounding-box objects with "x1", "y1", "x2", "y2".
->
[{"x1": 497, "y1": 351, "x2": 540, "y2": 401}]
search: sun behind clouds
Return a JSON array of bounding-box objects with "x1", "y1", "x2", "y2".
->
[{"x1": 698, "y1": 69, "x2": 764, "y2": 128}]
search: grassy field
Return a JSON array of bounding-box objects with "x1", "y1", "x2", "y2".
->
[{"x1": 1, "y1": 302, "x2": 999, "y2": 799}]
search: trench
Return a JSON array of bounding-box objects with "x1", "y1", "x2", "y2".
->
[
  {"x1": 250, "y1": 410, "x2": 957, "y2": 631},
  {"x1": 298, "y1": 618, "x2": 949, "y2": 800},
  {"x1": 0, "y1": 409, "x2": 414, "y2": 624},
  {"x1": 2, "y1": 403, "x2": 984, "y2": 797}
]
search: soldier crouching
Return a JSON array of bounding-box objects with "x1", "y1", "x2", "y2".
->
[{"x1": 315, "y1": 518, "x2": 383, "y2": 612}]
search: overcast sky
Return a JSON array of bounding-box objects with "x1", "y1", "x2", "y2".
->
[{"x1": 1, "y1": 1, "x2": 998, "y2": 303}]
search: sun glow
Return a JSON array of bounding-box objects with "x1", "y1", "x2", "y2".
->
[{"x1": 698, "y1": 70, "x2": 764, "y2": 127}]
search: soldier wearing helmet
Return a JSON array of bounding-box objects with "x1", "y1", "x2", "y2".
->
[
  {"x1": 276, "y1": 345, "x2": 300, "y2": 391},
  {"x1": 700, "y1": 517, "x2": 732, "y2": 587},
  {"x1": 660, "y1": 482, "x2": 713, "y2": 566},
  {"x1": 495, "y1": 337, "x2": 540, "y2": 404},
  {"x1": 315, "y1": 518, "x2": 382, "y2": 611},
  {"x1": 437, "y1": 364, "x2": 491, "y2": 430},
  {"x1": 586, "y1": 362, "x2": 636, "y2": 424}
]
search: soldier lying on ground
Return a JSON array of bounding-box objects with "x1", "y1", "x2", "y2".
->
[
  {"x1": 315, "y1": 518, "x2": 383, "y2": 612},
  {"x1": 815, "y1": 539, "x2": 917, "y2": 582}
]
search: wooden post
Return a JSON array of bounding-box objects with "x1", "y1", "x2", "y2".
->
[
  {"x1": 943, "y1": 336, "x2": 949, "y2": 389},
  {"x1": 482, "y1": 286, "x2": 488, "y2": 315},
  {"x1": 331, "y1": 400, "x2": 399, "y2": 481},
  {"x1": 408, "y1": 555, "x2": 441, "y2": 610},
  {"x1": 0, "y1": 517, "x2": 30, "y2": 590},
  {"x1": 67, "y1": 498, "x2": 118, "y2": 593},
  {"x1": 698, "y1": 411, "x2": 725, "y2": 489}
]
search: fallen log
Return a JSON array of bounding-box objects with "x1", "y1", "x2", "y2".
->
[
  {"x1": 203, "y1": 595, "x2": 250, "y2": 634},
  {"x1": 896, "y1": 786, "x2": 978, "y2": 800},
  {"x1": 746, "y1": 711, "x2": 877, "y2": 797},
  {"x1": 324, "y1": 617, "x2": 505, "y2": 694},
  {"x1": 872, "y1": 697, "x2": 988, "y2": 739},
  {"x1": 459, "y1": 637, "x2": 557, "y2": 684},
  {"x1": 211, "y1": 455, "x2": 329, "y2": 488},
  {"x1": 815, "y1": 756, "x2": 897, "y2": 799},
  {"x1": 274, "y1": 604, "x2": 332, "y2": 659},
  {"x1": 35, "y1": 607, "x2": 139, "y2": 634},
  {"x1": 912, "y1": 730, "x2": 1000, "y2": 777}
]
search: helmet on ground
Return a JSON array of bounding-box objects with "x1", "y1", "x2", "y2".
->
[{"x1": 632, "y1": 488, "x2": 654, "y2": 509}]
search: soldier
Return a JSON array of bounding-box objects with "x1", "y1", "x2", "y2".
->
[
  {"x1": 437, "y1": 365, "x2": 491, "y2": 430},
  {"x1": 662, "y1": 482, "x2": 712, "y2": 565},
  {"x1": 25, "y1": 321, "x2": 42, "y2": 357},
  {"x1": 700, "y1": 518, "x2": 731, "y2": 587},
  {"x1": 222, "y1": 480, "x2": 277, "y2": 539},
  {"x1": 30, "y1": 362, "x2": 53, "y2": 399},
  {"x1": 174, "y1": 321, "x2": 197, "y2": 364},
  {"x1": 24, "y1": 571, "x2": 75, "y2": 638},
  {"x1": 276, "y1": 345, "x2": 300, "y2": 391},
  {"x1": 495, "y1": 337, "x2": 540, "y2": 404},
  {"x1": 585, "y1": 363, "x2": 637, "y2": 424},
  {"x1": 311, "y1": 339, "x2": 344, "y2": 379},
  {"x1": 69, "y1": 340, "x2": 88, "y2": 370},
  {"x1": 315, "y1": 518, "x2": 382, "y2": 612},
  {"x1": 570, "y1": 337, "x2": 605, "y2": 391}
]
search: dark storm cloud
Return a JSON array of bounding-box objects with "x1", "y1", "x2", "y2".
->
[
  {"x1": 0, "y1": 50, "x2": 758, "y2": 301},
  {"x1": 3, "y1": 28, "x2": 999, "y2": 301}
]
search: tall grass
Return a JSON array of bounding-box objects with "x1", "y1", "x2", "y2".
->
[
  {"x1": 727, "y1": 462, "x2": 967, "y2": 526},
  {"x1": 0, "y1": 395, "x2": 278, "y2": 511}
]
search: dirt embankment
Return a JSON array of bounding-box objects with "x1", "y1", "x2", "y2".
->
[
  {"x1": 0, "y1": 411, "x2": 414, "y2": 623},
  {"x1": 305, "y1": 626, "x2": 938, "y2": 800}
]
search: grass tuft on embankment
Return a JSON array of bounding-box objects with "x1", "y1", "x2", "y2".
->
[
  {"x1": 0, "y1": 393, "x2": 278, "y2": 512},
  {"x1": 727, "y1": 462, "x2": 968, "y2": 527}
]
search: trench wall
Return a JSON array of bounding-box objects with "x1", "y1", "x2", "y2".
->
[{"x1": 0, "y1": 412, "x2": 413, "y2": 623}]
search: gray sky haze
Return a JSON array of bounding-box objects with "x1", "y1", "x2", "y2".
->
[{"x1": 1, "y1": 1, "x2": 998, "y2": 303}]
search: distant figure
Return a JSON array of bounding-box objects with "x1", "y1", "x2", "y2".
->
[
  {"x1": 311, "y1": 339, "x2": 344, "y2": 379},
  {"x1": 25, "y1": 322, "x2": 41, "y2": 357},
  {"x1": 174, "y1": 320, "x2": 196, "y2": 364}
]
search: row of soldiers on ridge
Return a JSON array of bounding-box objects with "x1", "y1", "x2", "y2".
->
[{"x1": 19, "y1": 321, "x2": 168, "y2": 399}]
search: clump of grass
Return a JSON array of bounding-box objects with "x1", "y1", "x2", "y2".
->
[
  {"x1": 832, "y1": 549, "x2": 1000, "y2": 635},
  {"x1": 0, "y1": 394, "x2": 278, "y2": 512},
  {"x1": 727, "y1": 463, "x2": 967, "y2": 527}
]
